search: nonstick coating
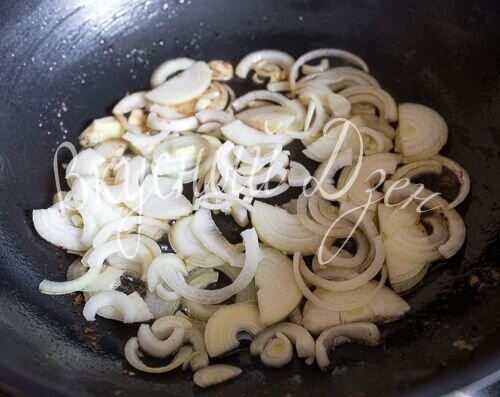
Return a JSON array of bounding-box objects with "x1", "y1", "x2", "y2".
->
[{"x1": 0, "y1": 1, "x2": 499, "y2": 396}]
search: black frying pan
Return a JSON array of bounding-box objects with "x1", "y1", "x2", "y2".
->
[{"x1": 0, "y1": 0, "x2": 499, "y2": 396}]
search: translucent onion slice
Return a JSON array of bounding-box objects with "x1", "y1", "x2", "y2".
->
[
  {"x1": 290, "y1": 48, "x2": 369, "y2": 90},
  {"x1": 251, "y1": 200, "x2": 327, "y2": 255},
  {"x1": 152, "y1": 135, "x2": 212, "y2": 182},
  {"x1": 159, "y1": 228, "x2": 260, "y2": 304},
  {"x1": 315, "y1": 323, "x2": 380, "y2": 371},
  {"x1": 86, "y1": 234, "x2": 159, "y2": 277},
  {"x1": 125, "y1": 338, "x2": 193, "y2": 374},
  {"x1": 83, "y1": 291, "x2": 153, "y2": 323},
  {"x1": 382, "y1": 181, "x2": 466, "y2": 259},
  {"x1": 221, "y1": 120, "x2": 293, "y2": 146},
  {"x1": 79, "y1": 117, "x2": 124, "y2": 147},
  {"x1": 146, "y1": 62, "x2": 212, "y2": 106},
  {"x1": 250, "y1": 322, "x2": 315, "y2": 363},
  {"x1": 396, "y1": 103, "x2": 448, "y2": 162},
  {"x1": 33, "y1": 207, "x2": 87, "y2": 251},
  {"x1": 237, "y1": 105, "x2": 297, "y2": 134},
  {"x1": 66, "y1": 148, "x2": 106, "y2": 184},
  {"x1": 339, "y1": 86, "x2": 398, "y2": 122},
  {"x1": 294, "y1": 251, "x2": 388, "y2": 312},
  {"x1": 39, "y1": 266, "x2": 100, "y2": 295},
  {"x1": 303, "y1": 115, "x2": 365, "y2": 163},
  {"x1": 302, "y1": 277, "x2": 410, "y2": 335},
  {"x1": 314, "y1": 230, "x2": 369, "y2": 269},
  {"x1": 296, "y1": 192, "x2": 351, "y2": 238},
  {"x1": 92, "y1": 216, "x2": 169, "y2": 247},
  {"x1": 338, "y1": 153, "x2": 401, "y2": 210},
  {"x1": 83, "y1": 266, "x2": 124, "y2": 293},
  {"x1": 168, "y1": 215, "x2": 225, "y2": 267},
  {"x1": 112, "y1": 91, "x2": 147, "y2": 115},
  {"x1": 297, "y1": 82, "x2": 351, "y2": 119},
  {"x1": 94, "y1": 139, "x2": 128, "y2": 159},
  {"x1": 431, "y1": 155, "x2": 470, "y2": 209},
  {"x1": 124, "y1": 175, "x2": 192, "y2": 220},
  {"x1": 299, "y1": 66, "x2": 380, "y2": 91},
  {"x1": 146, "y1": 112, "x2": 199, "y2": 133},
  {"x1": 123, "y1": 131, "x2": 170, "y2": 159},
  {"x1": 300, "y1": 237, "x2": 385, "y2": 292},
  {"x1": 138, "y1": 315, "x2": 192, "y2": 358},
  {"x1": 233, "y1": 144, "x2": 283, "y2": 168},
  {"x1": 312, "y1": 149, "x2": 354, "y2": 201},
  {"x1": 204, "y1": 302, "x2": 263, "y2": 357},
  {"x1": 302, "y1": 58, "x2": 330, "y2": 75},
  {"x1": 390, "y1": 159, "x2": 443, "y2": 181},
  {"x1": 193, "y1": 364, "x2": 242, "y2": 388},
  {"x1": 259, "y1": 332, "x2": 294, "y2": 368},
  {"x1": 255, "y1": 247, "x2": 303, "y2": 326},
  {"x1": 150, "y1": 57, "x2": 196, "y2": 87},
  {"x1": 194, "y1": 192, "x2": 253, "y2": 213},
  {"x1": 236, "y1": 50, "x2": 294, "y2": 79},
  {"x1": 217, "y1": 141, "x2": 288, "y2": 188},
  {"x1": 288, "y1": 161, "x2": 311, "y2": 187},
  {"x1": 191, "y1": 208, "x2": 244, "y2": 268},
  {"x1": 195, "y1": 109, "x2": 234, "y2": 124}
]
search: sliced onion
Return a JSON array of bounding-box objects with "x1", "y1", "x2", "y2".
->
[
  {"x1": 146, "y1": 112, "x2": 199, "y2": 133},
  {"x1": 299, "y1": 66, "x2": 380, "y2": 91},
  {"x1": 195, "y1": 109, "x2": 234, "y2": 124},
  {"x1": 250, "y1": 322, "x2": 315, "y2": 362},
  {"x1": 150, "y1": 57, "x2": 196, "y2": 87},
  {"x1": 159, "y1": 228, "x2": 260, "y2": 304},
  {"x1": 39, "y1": 266, "x2": 100, "y2": 295},
  {"x1": 193, "y1": 364, "x2": 242, "y2": 388},
  {"x1": 287, "y1": 161, "x2": 311, "y2": 187},
  {"x1": 124, "y1": 175, "x2": 192, "y2": 220},
  {"x1": 293, "y1": 251, "x2": 388, "y2": 312},
  {"x1": 113, "y1": 91, "x2": 147, "y2": 116},
  {"x1": 431, "y1": 155, "x2": 470, "y2": 208},
  {"x1": 302, "y1": 277, "x2": 410, "y2": 334},
  {"x1": 92, "y1": 216, "x2": 168, "y2": 248},
  {"x1": 146, "y1": 62, "x2": 212, "y2": 106},
  {"x1": 237, "y1": 105, "x2": 297, "y2": 134},
  {"x1": 303, "y1": 115, "x2": 365, "y2": 162},
  {"x1": 221, "y1": 119, "x2": 293, "y2": 146},
  {"x1": 315, "y1": 322, "x2": 380, "y2": 370},
  {"x1": 236, "y1": 50, "x2": 294, "y2": 79},
  {"x1": 94, "y1": 139, "x2": 128, "y2": 159},
  {"x1": 338, "y1": 153, "x2": 401, "y2": 210},
  {"x1": 255, "y1": 247, "x2": 303, "y2": 326},
  {"x1": 33, "y1": 207, "x2": 86, "y2": 251},
  {"x1": 390, "y1": 159, "x2": 443, "y2": 181},
  {"x1": 382, "y1": 181, "x2": 466, "y2": 259},
  {"x1": 79, "y1": 117, "x2": 124, "y2": 148},
  {"x1": 396, "y1": 103, "x2": 448, "y2": 162},
  {"x1": 251, "y1": 200, "x2": 327, "y2": 255},
  {"x1": 339, "y1": 86, "x2": 398, "y2": 122},
  {"x1": 168, "y1": 215, "x2": 225, "y2": 267},
  {"x1": 301, "y1": 237, "x2": 385, "y2": 292},
  {"x1": 125, "y1": 337, "x2": 193, "y2": 374},
  {"x1": 290, "y1": 49, "x2": 369, "y2": 90},
  {"x1": 204, "y1": 302, "x2": 263, "y2": 357},
  {"x1": 86, "y1": 234, "x2": 159, "y2": 278},
  {"x1": 190, "y1": 208, "x2": 244, "y2": 268},
  {"x1": 83, "y1": 291, "x2": 153, "y2": 323},
  {"x1": 302, "y1": 58, "x2": 330, "y2": 75},
  {"x1": 123, "y1": 131, "x2": 170, "y2": 159},
  {"x1": 66, "y1": 148, "x2": 106, "y2": 184}
]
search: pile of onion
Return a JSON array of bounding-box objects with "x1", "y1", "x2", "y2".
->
[{"x1": 33, "y1": 48, "x2": 469, "y2": 388}]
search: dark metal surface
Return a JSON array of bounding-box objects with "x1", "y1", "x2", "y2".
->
[{"x1": 0, "y1": 0, "x2": 499, "y2": 396}]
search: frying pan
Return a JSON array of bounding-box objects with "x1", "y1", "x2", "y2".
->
[{"x1": 0, "y1": 0, "x2": 499, "y2": 396}]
